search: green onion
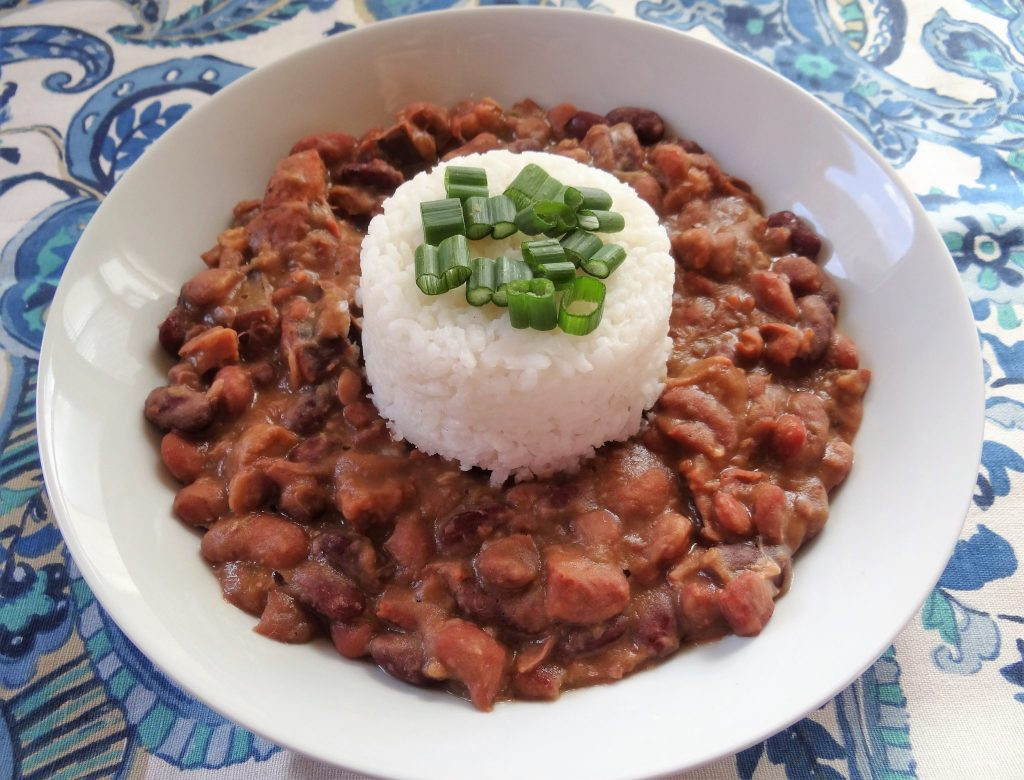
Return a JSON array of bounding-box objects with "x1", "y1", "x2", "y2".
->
[
  {"x1": 492, "y1": 256, "x2": 533, "y2": 307},
  {"x1": 507, "y1": 278, "x2": 557, "y2": 331},
  {"x1": 522, "y1": 238, "x2": 566, "y2": 270},
  {"x1": 560, "y1": 229, "x2": 603, "y2": 267},
  {"x1": 463, "y1": 196, "x2": 493, "y2": 240},
  {"x1": 581, "y1": 243, "x2": 627, "y2": 278},
  {"x1": 414, "y1": 243, "x2": 448, "y2": 295},
  {"x1": 577, "y1": 209, "x2": 625, "y2": 233},
  {"x1": 544, "y1": 207, "x2": 578, "y2": 238},
  {"x1": 515, "y1": 200, "x2": 563, "y2": 236},
  {"x1": 503, "y1": 164, "x2": 553, "y2": 210},
  {"x1": 559, "y1": 186, "x2": 584, "y2": 211},
  {"x1": 537, "y1": 261, "x2": 577, "y2": 290},
  {"x1": 438, "y1": 234, "x2": 472, "y2": 289},
  {"x1": 488, "y1": 195, "x2": 518, "y2": 239},
  {"x1": 558, "y1": 275, "x2": 606, "y2": 335},
  {"x1": 576, "y1": 187, "x2": 613, "y2": 210},
  {"x1": 445, "y1": 166, "x2": 489, "y2": 201},
  {"x1": 421, "y1": 198, "x2": 467, "y2": 244},
  {"x1": 467, "y1": 257, "x2": 496, "y2": 306}
]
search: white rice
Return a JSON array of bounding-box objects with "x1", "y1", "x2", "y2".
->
[{"x1": 359, "y1": 150, "x2": 674, "y2": 482}]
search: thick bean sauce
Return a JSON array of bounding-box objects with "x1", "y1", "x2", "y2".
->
[{"x1": 145, "y1": 98, "x2": 870, "y2": 710}]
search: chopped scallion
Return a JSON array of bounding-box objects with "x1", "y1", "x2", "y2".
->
[
  {"x1": 576, "y1": 187, "x2": 613, "y2": 210},
  {"x1": 445, "y1": 166, "x2": 489, "y2": 201},
  {"x1": 438, "y1": 234, "x2": 472, "y2": 289},
  {"x1": 581, "y1": 243, "x2": 627, "y2": 278},
  {"x1": 414, "y1": 243, "x2": 447, "y2": 295},
  {"x1": 515, "y1": 200, "x2": 563, "y2": 236},
  {"x1": 421, "y1": 198, "x2": 467, "y2": 244},
  {"x1": 503, "y1": 163, "x2": 553, "y2": 210},
  {"x1": 560, "y1": 229, "x2": 603, "y2": 267},
  {"x1": 537, "y1": 261, "x2": 577, "y2": 290},
  {"x1": 558, "y1": 275, "x2": 606, "y2": 335},
  {"x1": 488, "y1": 195, "x2": 518, "y2": 239},
  {"x1": 521, "y1": 238, "x2": 566, "y2": 270},
  {"x1": 507, "y1": 278, "x2": 557, "y2": 331},
  {"x1": 577, "y1": 209, "x2": 625, "y2": 233},
  {"x1": 492, "y1": 256, "x2": 533, "y2": 307},
  {"x1": 463, "y1": 196, "x2": 493, "y2": 240},
  {"x1": 467, "y1": 257, "x2": 496, "y2": 306}
]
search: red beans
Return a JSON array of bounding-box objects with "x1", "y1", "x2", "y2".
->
[
  {"x1": 564, "y1": 110, "x2": 605, "y2": 140},
  {"x1": 475, "y1": 534, "x2": 540, "y2": 590},
  {"x1": 160, "y1": 432, "x2": 204, "y2": 483},
  {"x1": 200, "y1": 513, "x2": 309, "y2": 569},
  {"x1": 605, "y1": 106, "x2": 666, "y2": 145},
  {"x1": 144, "y1": 97, "x2": 867, "y2": 710}
]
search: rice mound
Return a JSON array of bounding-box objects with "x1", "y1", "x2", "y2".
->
[{"x1": 359, "y1": 150, "x2": 674, "y2": 482}]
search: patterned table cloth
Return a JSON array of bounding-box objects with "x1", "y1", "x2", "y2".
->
[{"x1": 1, "y1": 1, "x2": 1022, "y2": 778}]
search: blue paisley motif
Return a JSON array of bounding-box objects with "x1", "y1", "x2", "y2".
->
[
  {"x1": 65, "y1": 56, "x2": 250, "y2": 193},
  {"x1": 365, "y1": 0, "x2": 458, "y2": 19},
  {"x1": 73, "y1": 577, "x2": 279, "y2": 768},
  {"x1": 0, "y1": 197, "x2": 97, "y2": 357},
  {"x1": 635, "y1": 0, "x2": 1024, "y2": 173},
  {"x1": 0, "y1": 25, "x2": 113, "y2": 93},
  {"x1": 110, "y1": 0, "x2": 337, "y2": 47}
]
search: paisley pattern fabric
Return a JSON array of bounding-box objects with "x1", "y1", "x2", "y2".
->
[{"x1": 0, "y1": 0, "x2": 1021, "y2": 777}]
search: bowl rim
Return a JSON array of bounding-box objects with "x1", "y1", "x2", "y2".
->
[{"x1": 36, "y1": 6, "x2": 986, "y2": 779}]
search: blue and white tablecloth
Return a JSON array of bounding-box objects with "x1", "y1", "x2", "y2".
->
[{"x1": 1, "y1": 1, "x2": 1022, "y2": 777}]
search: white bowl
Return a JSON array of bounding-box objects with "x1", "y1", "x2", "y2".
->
[{"x1": 37, "y1": 8, "x2": 984, "y2": 779}]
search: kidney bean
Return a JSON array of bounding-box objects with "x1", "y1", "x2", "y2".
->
[
  {"x1": 821, "y1": 438, "x2": 855, "y2": 490},
  {"x1": 313, "y1": 529, "x2": 382, "y2": 593},
  {"x1": 712, "y1": 490, "x2": 753, "y2": 536},
  {"x1": 772, "y1": 255, "x2": 822, "y2": 295},
  {"x1": 200, "y1": 512, "x2": 308, "y2": 569},
  {"x1": 750, "y1": 271, "x2": 799, "y2": 321},
  {"x1": 385, "y1": 514, "x2": 433, "y2": 581},
  {"x1": 334, "y1": 451, "x2": 411, "y2": 528},
  {"x1": 436, "y1": 505, "x2": 503, "y2": 550},
  {"x1": 226, "y1": 468, "x2": 269, "y2": 521},
  {"x1": 158, "y1": 307, "x2": 190, "y2": 354},
  {"x1": 475, "y1": 534, "x2": 540, "y2": 591},
  {"x1": 630, "y1": 512, "x2": 692, "y2": 584},
  {"x1": 544, "y1": 548, "x2": 630, "y2": 625},
  {"x1": 545, "y1": 102, "x2": 577, "y2": 138},
  {"x1": 216, "y1": 561, "x2": 273, "y2": 615},
  {"x1": 597, "y1": 445, "x2": 675, "y2": 522},
  {"x1": 772, "y1": 414, "x2": 807, "y2": 460},
  {"x1": 289, "y1": 132, "x2": 357, "y2": 168},
  {"x1": 565, "y1": 110, "x2": 605, "y2": 140},
  {"x1": 717, "y1": 570, "x2": 775, "y2": 637},
  {"x1": 735, "y1": 327, "x2": 764, "y2": 362},
  {"x1": 160, "y1": 432, "x2": 204, "y2": 484},
  {"x1": 329, "y1": 621, "x2": 373, "y2": 659},
  {"x1": 556, "y1": 615, "x2": 629, "y2": 658},
  {"x1": 766, "y1": 210, "x2": 822, "y2": 260},
  {"x1": 369, "y1": 632, "x2": 427, "y2": 684},
  {"x1": 751, "y1": 483, "x2": 789, "y2": 545},
  {"x1": 173, "y1": 477, "x2": 227, "y2": 527},
  {"x1": 263, "y1": 149, "x2": 328, "y2": 207},
  {"x1": 607, "y1": 122, "x2": 643, "y2": 170},
  {"x1": 605, "y1": 106, "x2": 665, "y2": 145},
  {"x1": 288, "y1": 559, "x2": 365, "y2": 621},
  {"x1": 442, "y1": 132, "x2": 501, "y2": 161},
  {"x1": 145, "y1": 385, "x2": 214, "y2": 433},
  {"x1": 798, "y1": 295, "x2": 835, "y2": 361},
  {"x1": 208, "y1": 365, "x2": 253, "y2": 417},
  {"x1": 450, "y1": 98, "x2": 507, "y2": 143},
  {"x1": 282, "y1": 382, "x2": 336, "y2": 435},
  {"x1": 674, "y1": 578, "x2": 723, "y2": 637},
  {"x1": 634, "y1": 588, "x2": 680, "y2": 657},
  {"x1": 338, "y1": 158, "x2": 404, "y2": 190},
  {"x1": 659, "y1": 386, "x2": 739, "y2": 454},
  {"x1": 759, "y1": 322, "x2": 808, "y2": 367},
  {"x1": 335, "y1": 368, "x2": 363, "y2": 406},
  {"x1": 278, "y1": 476, "x2": 328, "y2": 523},
  {"x1": 255, "y1": 590, "x2": 319, "y2": 643}
]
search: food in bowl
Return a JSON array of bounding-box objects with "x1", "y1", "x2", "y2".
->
[{"x1": 143, "y1": 98, "x2": 870, "y2": 711}]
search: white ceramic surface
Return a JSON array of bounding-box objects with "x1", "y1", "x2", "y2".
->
[{"x1": 37, "y1": 8, "x2": 984, "y2": 780}]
